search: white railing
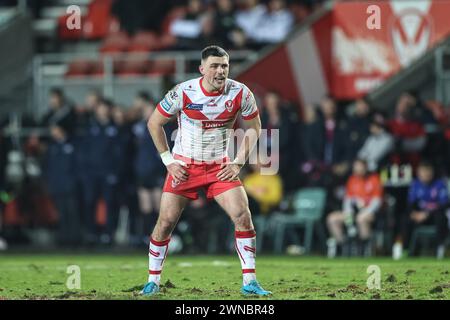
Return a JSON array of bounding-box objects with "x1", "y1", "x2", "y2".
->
[{"x1": 33, "y1": 50, "x2": 258, "y2": 118}]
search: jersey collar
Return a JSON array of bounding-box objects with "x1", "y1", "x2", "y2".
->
[{"x1": 199, "y1": 77, "x2": 224, "y2": 97}]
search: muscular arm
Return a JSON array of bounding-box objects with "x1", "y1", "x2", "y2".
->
[
  {"x1": 217, "y1": 115, "x2": 261, "y2": 181},
  {"x1": 147, "y1": 108, "x2": 172, "y2": 154},
  {"x1": 234, "y1": 115, "x2": 262, "y2": 165},
  {"x1": 147, "y1": 108, "x2": 188, "y2": 183}
]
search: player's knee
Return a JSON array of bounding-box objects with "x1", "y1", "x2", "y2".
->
[
  {"x1": 157, "y1": 216, "x2": 177, "y2": 231},
  {"x1": 232, "y1": 207, "x2": 251, "y2": 226}
]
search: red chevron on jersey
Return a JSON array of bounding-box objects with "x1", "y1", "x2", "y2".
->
[{"x1": 157, "y1": 77, "x2": 259, "y2": 162}]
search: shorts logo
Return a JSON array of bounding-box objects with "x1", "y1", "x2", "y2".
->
[
  {"x1": 187, "y1": 103, "x2": 203, "y2": 111},
  {"x1": 171, "y1": 179, "x2": 180, "y2": 189},
  {"x1": 225, "y1": 100, "x2": 234, "y2": 112},
  {"x1": 161, "y1": 98, "x2": 172, "y2": 111}
]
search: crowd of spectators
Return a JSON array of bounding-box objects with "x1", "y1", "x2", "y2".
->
[
  {"x1": 0, "y1": 86, "x2": 450, "y2": 258},
  {"x1": 111, "y1": 0, "x2": 322, "y2": 51}
]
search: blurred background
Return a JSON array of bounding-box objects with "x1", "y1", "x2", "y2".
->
[{"x1": 0, "y1": 0, "x2": 450, "y2": 259}]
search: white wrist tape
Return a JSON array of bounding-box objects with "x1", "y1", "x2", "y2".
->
[
  {"x1": 160, "y1": 151, "x2": 187, "y2": 167},
  {"x1": 232, "y1": 158, "x2": 245, "y2": 166},
  {"x1": 160, "y1": 151, "x2": 175, "y2": 166}
]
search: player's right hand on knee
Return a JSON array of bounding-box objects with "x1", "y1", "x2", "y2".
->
[{"x1": 167, "y1": 160, "x2": 189, "y2": 183}]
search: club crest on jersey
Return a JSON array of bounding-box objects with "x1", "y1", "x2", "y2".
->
[
  {"x1": 225, "y1": 100, "x2": 234, "y2": 112},
  {"x1": 186, "y1": 103, "x2": 203, "y2": 111}
]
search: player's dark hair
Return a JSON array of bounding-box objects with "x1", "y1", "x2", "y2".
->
[{"x1": 201, "y1": 45, "x2": 229, "y2": 61}]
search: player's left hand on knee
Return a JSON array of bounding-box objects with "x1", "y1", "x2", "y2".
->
[{"x1": 217, "y1": 163, "x2": 241, "y2": 181}]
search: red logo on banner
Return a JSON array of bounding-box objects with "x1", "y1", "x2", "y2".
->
[{"x1": 389, "y1": 8, "x2": 433, "y2": 67}]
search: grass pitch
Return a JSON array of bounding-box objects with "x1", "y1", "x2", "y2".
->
[{"x1": 0, "y1": 254, "x2": 449, "y2": 300}]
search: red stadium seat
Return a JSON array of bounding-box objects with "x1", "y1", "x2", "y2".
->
[
  {"x1": 127, "y1": 31, "x2": 160, "y2": 52},
  {"x1": 82, "y1": 0, "x2": 114, "y2": 39},
  {"x1": 158, "y1": 33, "x2": 177, "y2": 50},
  {"x1": 118, "y1": 52, "x2": 150, "y2": 77},
  {"x1": 99, "y1": 31, "x2": 130, "y2": 53},
  {"x1": 147, "y1": 58, "x2": 176, "y2": 76},
  {"x1": 65, "y1": 59, "x2": 93, "y2": 77}
]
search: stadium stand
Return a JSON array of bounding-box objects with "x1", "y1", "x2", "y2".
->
[{"x1": 1, "y1": 0, "x2": 450, "y2": 260}]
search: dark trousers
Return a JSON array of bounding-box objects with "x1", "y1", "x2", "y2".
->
[
  {"x1": 51, "y1": 193, "x2": 81, "y2": 245},
  {"x1": 401, "y1": 208, "x2": 449, "y2": 248},
  {"x1": 80, "y1": 174, "x2": 120, "y2": 238}
]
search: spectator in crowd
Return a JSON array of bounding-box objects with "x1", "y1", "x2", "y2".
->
[
  {"x1": 43, "y1": 125, "x2": 80, "y2": 246},
  {"x1": 259, "y1": 90, "x2": 299, "y2": 192},
  {"x1": 212, "y1": 0, "x2": 246, "y2": 49},
  {"x1": 253, "y1": 0, "x2": 294, "y2": 44},
  {"x1": 357, "y1": 112, "x2": 394, "y2": 172},
  {"x1": 236, "y1": 0, "x2": 293, "y2": 48},
  {"x1": 346, "y1": 98, "x2": 371, "y2": 160},
  {"x1": 395, "y1": 161, "x2": 449, "y2": 259},
  {"x1": 326, "y1": 159, "x2": 383, "y2": 257},
  {"x1": 76, "y1": 89, "x2": 103, "y2": 133},
  {"x1": 169, "y1": 0, "x2": 206, "y2": 49},
  {"x1": 78, "y1": 99, "x2": 122, "y2": 245},
  {"x1": 298, "y1": 104, "x2": 325, "y2": 186},
  {"x1": 298, "y1": 96, "x2": 351, "y2": 213},
  {"x1": 235, "y1": 0, "x2": 265, "y2": 44},
  {"x1": 111, "y1": 105, "x2": 138, "y2": 241},
  {"x1": 41, "y1": 88, "x2": 77, "y2": 137},
  {"x1": 319, "y1": 96, "x2": 350, "y2": 173},
  {"x1": 387, "y1": 92, "x2": 427, "y2": 168},
  {"x1": 111, "y1": 0, "x2": 171, "y2": 35},
  {"x1": 131, "y1": 93, "x2": 166, "y2": 245}
]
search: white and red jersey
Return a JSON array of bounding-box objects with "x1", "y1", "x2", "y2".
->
[{"x1": 156, "y1": 77, "x2": 259, "y2": 162}]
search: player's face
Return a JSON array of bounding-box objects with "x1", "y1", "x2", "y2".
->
[{"x1": 200, "y1": 56, "x2": 229, "y2": 91}]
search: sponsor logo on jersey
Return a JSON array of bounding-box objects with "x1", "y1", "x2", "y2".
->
[
  {"x1": 206, "y1": 99, "x2": 217, "y2": 107},
  {"x1": 245, "y1": 90, "x2": 253, "y2": 103},
  {"x1": 161, "y1": 98, "x2": 172, "y2": 111},
  {"x1": 186, "y1": 103, "x2": 203, "y2": 111},
  {"x1": 225, "y1": 100, "x2": 234, "y2": 112},
  {"x1": 169, "y1": 90, "x2": 178, "y2": 100},
  {"x1": 202, "y1": 120, "x2": 227, "y2": 129}
]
